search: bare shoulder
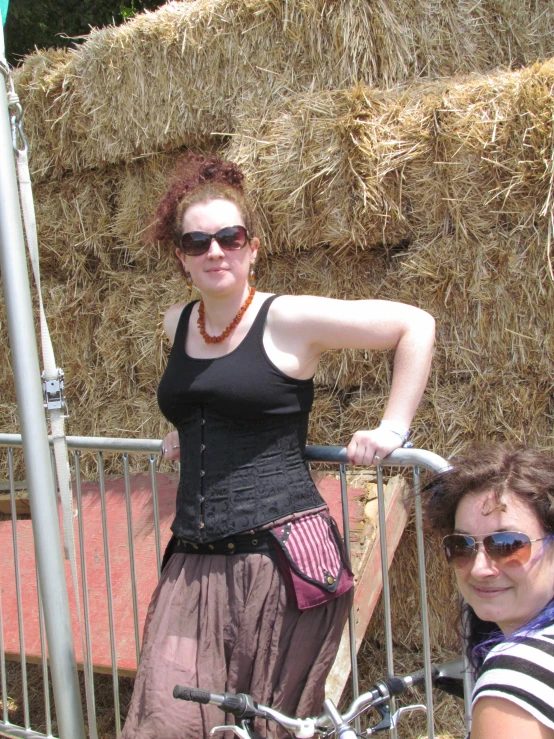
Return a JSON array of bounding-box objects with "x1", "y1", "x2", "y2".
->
[
  {"x1": 268, "y1": 294, "x2": 337, "y2": 323},
  {"x1": 268, "y1": 294, "x2": 421, "y2": 321},
  {"x1": 472, "y1": 696, "x2": 554, "y2": 739},
  {"x1": 163, "y1": 302, "x2": 188, "y2": 345}
]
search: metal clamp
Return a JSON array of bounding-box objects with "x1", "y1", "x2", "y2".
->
[
  {"x1": 42, "y1": 368, "x2": 68, "y2": 415},
  {"x1": 0, "y1": 57, "x2": 9, "y2": 81},
  {"x1": 8, "y1": 97, "x2": 27, "y2": 154}
]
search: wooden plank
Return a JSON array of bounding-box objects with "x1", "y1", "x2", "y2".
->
[
  {"x1": 0, "y1": 473, "x2": 178, "y2": 674},
  {"x1": 0, "y1": 472, "x2": 366, "y2": 676},
  {"x1": 325, "y1": 475, "x2": 410, "y2": 702},
  {"x1": 0, "y1": 480, "x2": 30, "y2": 516}
]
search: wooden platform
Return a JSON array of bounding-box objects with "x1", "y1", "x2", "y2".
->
[
  {"x1": 0, "y1": 472, "x2": 409, "y2": 694},
  {"x1": 326, "y1": 475, "x2": 410, "y2": 701}
]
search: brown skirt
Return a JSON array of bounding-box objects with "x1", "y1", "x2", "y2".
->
[{"x1": 121, "y1": 551, "x2": 352, "y2": 739}]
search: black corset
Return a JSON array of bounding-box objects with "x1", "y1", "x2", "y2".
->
[{"x1": 171, "y1": 406, "x2": 325, "y2": 543}]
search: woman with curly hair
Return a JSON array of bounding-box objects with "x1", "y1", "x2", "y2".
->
[
  {"x1": 121, "y1": 152, "x2": 435, "y2": 738},
  {"x1": 425, "y1": 444, "x2": 554, "y2": 739}
]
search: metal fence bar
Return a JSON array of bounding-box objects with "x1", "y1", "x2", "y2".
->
[
  {"x1": 0, "y1": 436, "x2": 454, "y2": 739},
  {"x1": 376, "y1": 463, "x2": 397, "y2": 739},
  {"x1": 0, "y1": 435, "x2": 450, "y2": 473},
  {"x1": 35, "y1": 566, "x2": 53, "y2": 739},
  {"x1": 123, "y1": 455, "x2": 141, "y2": 667},
  {"x1": 0, "y1": 549, "x2": 8, "y2": 727},
  {"x1": 0, "y1": 728, "x2": 55, "y2": 738},
  {"x1": 338, "y1": 463, "x2": 361, "y2": 735},
  {"x1": 149, "y1": 455, "x2": 162, "y2": 579},
  {"x1": 413, "y1": 466, "x2": 435, "y2": 739},
  {"x1": 97, "y1": 453, "x2": 121, "y2": 737},
  {"x1": 8, "y1": 448, "x2": 30, "y2": 730},
  {"x1": 74, "y1": 451, "x2": 97, "y2": 736}
]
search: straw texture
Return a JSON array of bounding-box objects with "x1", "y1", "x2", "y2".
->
[{"x1": 13, "y1": 0, "x2": 554, "y2": 180}]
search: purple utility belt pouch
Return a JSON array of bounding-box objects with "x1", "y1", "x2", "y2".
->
[{"x1": 270, "y1": 510, "x2": 354, "y2": 610}]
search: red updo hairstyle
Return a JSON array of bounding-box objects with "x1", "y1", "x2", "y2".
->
[{"x1": 154, "y1": 153, "x2": 257, "y2": 274}]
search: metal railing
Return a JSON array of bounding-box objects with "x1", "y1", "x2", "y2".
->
[{"x1": 0, "y1": 434, "x2": 467, "y2": 739}]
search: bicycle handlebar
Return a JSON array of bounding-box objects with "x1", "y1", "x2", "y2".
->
[
  {"x1": 329, "y1": 664, "x2": 438, "y2": 726},
  {"x1": 173, "y1": 686, "x2": 213, "y2": 704},
  {"x1": 386, "y1": 665, "x2": 432, "y2": 696},
  {"x1": 172, "y1": 686, "x2": 261, "y2": 720},
  {"x1": 174, "y1": 664, "x2": 440, "y2": 737}
]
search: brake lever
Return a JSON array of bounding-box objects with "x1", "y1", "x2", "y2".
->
[
  {"x1": 390, "y1": 704, "x2": 427, "y2": 728},
  {"x1": 209, "y1": 723, "x2": 265, "y2": 739},
  {"x1": 366, "y1": 703, "x2": 391, "y2": 734},
  {"x1": 210, "y1": 725, "x2": 248, "y2": 739}
]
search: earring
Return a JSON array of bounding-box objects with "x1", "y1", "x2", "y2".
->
[
  {"x1": 249, "y1": 264, "x2": 256, "y2": 286},
  {"x1": 184, "y1": 271, "x2": 193, "y2": 288}
]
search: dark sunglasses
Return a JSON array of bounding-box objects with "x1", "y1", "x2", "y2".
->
[
  {"x1": 179, "y1": 225, "x2": 249, "y2": 256},
  {"x1": 442, "y1": 531, "x2": 549, "y2": 569}
]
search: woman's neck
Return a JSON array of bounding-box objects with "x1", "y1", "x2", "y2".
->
[{"x1": 198, "y1": 285, "x2": 254, "y2": 335}]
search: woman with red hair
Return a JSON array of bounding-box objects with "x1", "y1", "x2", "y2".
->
[{"x1": 121, "y1": 152, "x2": 435, "y2": 738}]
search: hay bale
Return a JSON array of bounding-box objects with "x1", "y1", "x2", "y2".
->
[
  {"x1": 2, "y1": 59, "x2": 552, "y2": 466},
  {"x1": 14, "y1": 0, "x2": 554, "y2": 180},
  {"x1": 229, "y1": 86, "x2": 415, "y2": 252},
  {"x1": 13, "y1": 48, "x2": 72, "y2": 178},
  {"x1": 34, "y1": 170, "x2": 118, "y2": 284},
  {"x1": 229, "y1": 59, "x2": 554, "y2": 254},
  {"x1": 111, "y1": 154, "x2": 182, "y2": 273},
  {"x1": 93, "y1": 272, "x2": 186, "y2": 397}
]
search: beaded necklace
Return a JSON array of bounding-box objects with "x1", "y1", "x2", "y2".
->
[{"x1": 197, "y1": 286, "x2": 256, "y2": 344}]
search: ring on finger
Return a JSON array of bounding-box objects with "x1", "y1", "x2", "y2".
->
[{"x1": 374, "y1": 454, "x2": 382, "y2": 463}]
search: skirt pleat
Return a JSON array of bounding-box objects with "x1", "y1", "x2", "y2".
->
[{"x1": 121, "y1": 552, "x2": 351, "y2": 738}]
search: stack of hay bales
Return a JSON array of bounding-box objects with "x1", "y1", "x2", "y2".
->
[
  {"x1": 2, "y1": 3, "x2": 554, "y2": 722},
  {"x1": 16, "y1": 0, "x2": 554, "y2": 180},
  {"x1": 230, "y1": 62, "x2": 554, "y2": 451},
  {"x1": 7, "y1": 7, "x2": 553, "y2": 458}
]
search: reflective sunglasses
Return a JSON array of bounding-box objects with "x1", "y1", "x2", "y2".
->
[
  {"x1": 442, "y1": 531, "x2": 549, "y2": 569},
  {"x1": 179, "y1": 225, "x2": 249, "y2": 256}
]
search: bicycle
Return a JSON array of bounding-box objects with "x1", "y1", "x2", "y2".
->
[{"x1": 173, "y1": 657, "x2": 465, "y2": 738}]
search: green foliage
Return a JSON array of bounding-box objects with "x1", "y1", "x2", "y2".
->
[{"x1": 4, "y1": 0, "x2": 166, "y2": 66}]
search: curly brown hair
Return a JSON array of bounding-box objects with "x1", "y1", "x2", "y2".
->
[
  {"x1": 424, "y1": 443, "x2": 554, "y2": 536},
  {"x1": 424, "y1": 443, "x2": 554, "y2": 669},
  {"x1": 153, "y1": 153, "x2": 257, "y2": 270}
]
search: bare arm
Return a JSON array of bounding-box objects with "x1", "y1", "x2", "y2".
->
[
  {"x1": 268, "y1": 296, "x2": 435, "y2": 464},
  {"x1": 472, "y1": 697, "x2": 554, "y2": 739}
]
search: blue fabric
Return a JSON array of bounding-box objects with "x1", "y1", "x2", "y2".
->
[{"x1": 0, "y1": 0, "x2": 8, "y2": 26}]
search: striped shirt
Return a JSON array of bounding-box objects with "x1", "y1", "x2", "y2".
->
[{"x1": 472, "y1": 622, "x2": 554, "y2": 731}]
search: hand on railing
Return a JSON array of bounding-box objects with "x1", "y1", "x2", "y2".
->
[
  {"x1": 161, "y1": 430, "x2": 180, "y2": 460},
  {"x1": 346, "y1": 427, "x2": 405, "y2": 466}
]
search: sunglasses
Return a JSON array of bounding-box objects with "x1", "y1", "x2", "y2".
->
[
  {"x1": 179, "y1": 225, "x2": 249, "y2": 256},
  {"x1": 442, "y1": 531, "x2": 549, "y2": 569}
]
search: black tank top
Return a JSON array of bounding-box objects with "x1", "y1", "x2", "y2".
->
[
  {"x1": 158, "y1": 294, "x2": 314, "y2": 423},
  {"x1": 157, "y1": 295, "x2": 324, "y2": 542}
]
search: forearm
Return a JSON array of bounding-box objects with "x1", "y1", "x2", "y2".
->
[{"x1": 381, "y1": 315, "x2": 435, "y2": 429}]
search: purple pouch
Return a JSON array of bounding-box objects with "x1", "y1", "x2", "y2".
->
[{"x1": 270, "y1": 511, "x2": 354, "y2": 610}]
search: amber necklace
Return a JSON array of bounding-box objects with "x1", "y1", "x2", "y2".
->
[{"x1": 197, "y1": 286, "x2": 256, "y2": 344}]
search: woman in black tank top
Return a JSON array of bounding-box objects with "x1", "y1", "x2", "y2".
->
[{"x1": 121, "y1": 153, "x2": 435, "y2": 738}]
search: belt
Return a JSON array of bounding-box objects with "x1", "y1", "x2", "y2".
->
[{"x1": 162, "y1": 531, "x2": 276, "y2": 570}]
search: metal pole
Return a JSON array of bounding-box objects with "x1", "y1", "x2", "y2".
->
[
  {"x1": 0, "y1": 53, "x2": 86, "y2": 739},
  {"x1": 376, "y1": 463, "x2": 397, "y2": 739},
  {"x1": 413, "y1": 467, "x2": 435, "y2": 739},
  {"x1": 339, "y1": 464, "x2": 360, "y2": 735}
]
